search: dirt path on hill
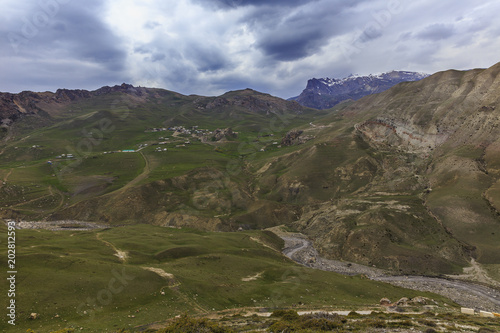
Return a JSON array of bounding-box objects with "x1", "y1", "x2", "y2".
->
[
  {"x1": 280, "y1": 234, "x2": 500, "y2": 312},
  {"x1": 49, "y1": 186, "x2": 66, "y2": 211},
  {"x1": 120, "y1": 151, "x2": 150, "y2": 190},
  {"x1": 96, "y1": 232, "x2": 129, "y2": 262},
  {"x1": 140, "y1": 266, "x2": 208, "y2": 314},
  {"x1": 0, "y1": 168, "x2": 12, "y2": 189},
  {"x1": 2, "y1": 168, "x2": 12, "y2": 182},
  {"x1": 100, "y1": 151, "x2": 150, "y2": 198},
  {"x1": 281, "y1": 235, "x2": 385, "y2": 277},
  {"x1": 449, "y1": 258, "x2": 500, "y2": 288},
  {"x1": 8, "y1": 186, "x2": 63, "y2": 211}
]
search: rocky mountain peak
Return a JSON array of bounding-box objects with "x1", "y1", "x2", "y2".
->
[{"x1": 291, "y1": 71, "x2": 429, "y2": 109}]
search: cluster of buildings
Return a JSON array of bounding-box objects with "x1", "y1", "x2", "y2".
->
[
  {"x1": 145, "y1": 127, "x2": 168, "y2": 132},
  {"x1": 55, "y1": 153, "x2": 74, "y2": 159},
  {"x1": 168, "y1": 125, "x2": 212, "y2": 136}
]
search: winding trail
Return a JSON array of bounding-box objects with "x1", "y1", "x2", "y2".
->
[
  {"x1": 103, "y1": 151, "x2": 150, "y2": 197},
  {"x1": 281, "y1": 235, "x2": 500, "y2": 312},
  {"x1": 119, "y1": 151, "x2": 150, "y2": 191},
  {"x1": 96, "y1": 232, "x2": 129, "y2": 263},
  {"x1": 85, "y1": 151, "x2": 151, "y2": 202}
]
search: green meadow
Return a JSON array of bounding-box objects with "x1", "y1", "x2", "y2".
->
[{"x1": 0, "y1": 224, "x2": 455, "y2": 332}]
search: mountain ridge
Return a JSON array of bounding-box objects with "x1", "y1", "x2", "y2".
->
[{"x1": 290, "y1": 70, "x2": 430, "y2": 109}]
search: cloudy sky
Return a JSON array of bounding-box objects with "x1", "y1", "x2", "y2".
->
[{"x1": 1, "y1": 0, "x2": 500, "y2": 98}]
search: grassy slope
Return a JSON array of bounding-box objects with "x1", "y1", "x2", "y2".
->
[
  {"x1": 0, "y1": 89, "x2": 321, "y2": 223},
  {"x1": 0, "y1": 223, "x2": 455, "y2": 332}
]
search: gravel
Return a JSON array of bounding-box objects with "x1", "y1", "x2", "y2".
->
[{"x1": 281, "y1": 234, "x2": 500, "y2": 312}]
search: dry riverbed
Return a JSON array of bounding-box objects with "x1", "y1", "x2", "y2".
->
[
  {"x1": 6, "y1": 219, "x2": 109, "y2": 230},
  {"x1": 278, "y1": 231, "x2": 500, "y2": 313}
]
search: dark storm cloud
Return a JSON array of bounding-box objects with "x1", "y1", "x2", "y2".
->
[
  {"x1": 189, "y1": 46, "x2": 233, "y2": 72},
  {"x1": 142, "y1": 43, "x2": 230, "y2": 73},
  {"x1": 416, "y1": 23, "x2": 455, "y2": 41},
  {"x1": 51, "y1": 8, "x2": 125, "y2": 70},
  {"x1": 194, "y1": 0, "x2": 319, "y2": 9},
  {"x1": 151, "y1": 53, "x2": 166, "y2": 62},
  {"x1": 257, "y1": 28, "x2": 328, "y2": 61},
  {"x1": 248, "y1": 1, "x2": 364, "y2": 61},
  {"x1": 1, "y1": 0, "x2": 500, "y2": 98},
  {"x1": 0, "y1": 0, "x2": 127, "y2": 91}
]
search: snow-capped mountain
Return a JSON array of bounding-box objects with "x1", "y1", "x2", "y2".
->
[{"x1": 290, "y1": 71, "x2": 429, "y2": 109}]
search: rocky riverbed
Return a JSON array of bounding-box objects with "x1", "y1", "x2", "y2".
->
[
  {"x1": 6, "y1": 219, "x2": 109, "y2": 231},
  {"x1": 280, "y1": 232, "x2": 500, "y2": 313}
]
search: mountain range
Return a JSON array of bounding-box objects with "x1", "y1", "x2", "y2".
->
[
  {"x1": 2, "y1": 62, "x2": 500, "y2": 331},
  {"x1": 290, "y1": 71, "x2": 429, "y2": 109},
  {"x1": 2, "y1": 64, "x2": 500, "y2": 275}
]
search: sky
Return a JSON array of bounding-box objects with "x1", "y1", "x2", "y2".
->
[{"x1": 1, "y1": 0, "x2": 500, "y2": 99}]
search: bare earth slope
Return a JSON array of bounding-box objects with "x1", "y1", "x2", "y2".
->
[{"x1": 259, "y1": 62, "x2": 500, "y2": 275}]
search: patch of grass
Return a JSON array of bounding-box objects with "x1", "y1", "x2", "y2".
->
[{"x1": 157, "y1": 314, "x2": 235, "y2": 333}]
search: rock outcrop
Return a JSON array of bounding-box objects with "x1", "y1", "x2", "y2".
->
[
  {"x1": 281, "y1": 130, "x2": 314, "y2": 146},
  {"x1": 212, "y1": 128, "x2": 237, "y2": 141}
]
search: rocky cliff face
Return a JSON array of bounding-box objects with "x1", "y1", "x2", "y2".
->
[
  {"x1": 344, "y1": 66, "x2": 500, "y2": 153},
  {"x1": 291, "y1": 71, "x2": 429, "y2": 109}
]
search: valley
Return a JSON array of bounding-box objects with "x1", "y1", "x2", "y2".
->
[
  {"x1": 2, "y1": 63, "x2": 500, "y2": 331},
  {"x1": 0, "y1": 223, "x2": 461, "y2": 332}
]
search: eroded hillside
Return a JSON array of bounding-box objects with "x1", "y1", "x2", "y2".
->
[{"x1": 260, "y1": 63, "x2": 500, "y2": 274}]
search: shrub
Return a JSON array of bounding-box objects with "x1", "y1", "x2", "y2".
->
[
  {"x1": 271, "y1": 309, "x2": 300, "y2": 321},
  {"x1": 387, "y1": 320, "x2": 413, "y2": 328},
  {"x1": 300, "y1": 318, "x2": 343, "y2": 330},
  {"x1": 268, "y1": 320, "x2": 300, "y2": 333},
  {"x1": 418, "y1": 319, "x2": 437, "y2": 327},
  {"x1": 364, "y1": 319, "x2": 387, "y2": 328},
  {"x1": 478, "y1": 328, "x2": 497, "y2": 333},
  {"x1": 158, "y1": 315, "x2": 234, "y2": 333},
  {"x1": 347, "y1": 311, "x2": 362, "y2": 318},
  {"x1": 301, "y1": 312, "x2": 346, "y2": 325},
  {"x1": 268, "y1": 311, "x2": 345, "y2": 332}
]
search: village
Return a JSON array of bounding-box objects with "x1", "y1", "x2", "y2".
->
[{"x1": 48, "y1": 124, "x2": 298, "y2": 166}]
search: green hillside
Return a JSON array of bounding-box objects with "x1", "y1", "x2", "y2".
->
[{"x1": 0, "y1": 224, "x2": 454, "y2": 332}]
